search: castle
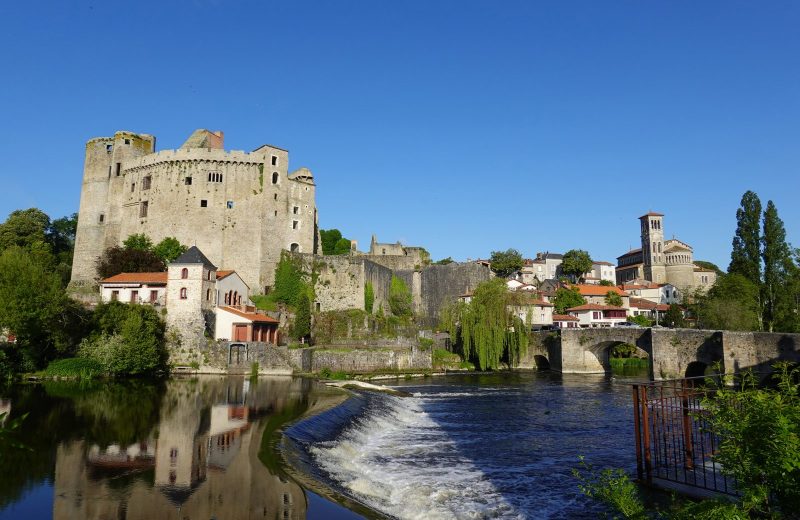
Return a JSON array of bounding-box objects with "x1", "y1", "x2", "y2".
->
[
  {"x1": 70, "y1": 129, "x2": 319, "y2": 292},
  {"x1": 616, "y1": 212, "x2": 716, "y2": 291}
]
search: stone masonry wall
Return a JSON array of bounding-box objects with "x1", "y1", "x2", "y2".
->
[
  {"x1": 721, "y1": 331, "x2": 800, "y2": 375},
  {"x1": 310, "y1": 347, "x2": 432, "y2": 373},
  {"x1": 417, "y1": 263, "x2": 491, "y2": 326}
]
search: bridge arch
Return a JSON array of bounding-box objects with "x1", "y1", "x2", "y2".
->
[{"x1": 584, "y1": 340, "x2": 652, "y2": 376}]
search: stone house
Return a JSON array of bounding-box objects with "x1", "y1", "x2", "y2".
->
[{"x1": 99, "y1": 272, "x2": 168, "y2": 305}]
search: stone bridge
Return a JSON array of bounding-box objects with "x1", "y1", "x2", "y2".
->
[{"x1": 524, "y1": 328, "x2": 800, "y2": 380}]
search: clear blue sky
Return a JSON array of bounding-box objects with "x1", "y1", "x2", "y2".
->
[{"x1": 1, "y1": 1, "x2": 798, "y2": 269}]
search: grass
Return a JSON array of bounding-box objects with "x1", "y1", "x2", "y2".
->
[
  {"x1": 609, "y1": 357, "x2": 650, "y2": 370},
  {"x1": 433, "y1": 348, "x2": 470, "y2": 370},
  {"x1": 41, "y1": 357, "x2": 105, "y2": 379},
  {"x1": 250, "y1": 294, "x2": 278, "y2": 312}
]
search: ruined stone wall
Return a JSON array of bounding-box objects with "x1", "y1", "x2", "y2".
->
[
  {"x1": 417, "y1": 263, "x2": 491, "y2": 326},
  {"x1": 71, "y1": 133, "x2": 316, "y2": 292},
  {"x1": 363, "y1": 260, "x2": 393, "y2": 314},
  {"x1": 353, "y1": 254, "x2": 419, "y2": 272},
  {"x1": 308, "y1": 254, "x2": 365, "y2": 312},
  {"x1": 721, "y1": 331, "x2": 800, "y2": 375},
  {"x1": 309, "y1": 347, "x2": 432, "y2": 373}
]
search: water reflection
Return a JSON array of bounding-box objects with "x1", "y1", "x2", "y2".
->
[{"x1": 0, "y1": 376, "x2": 349, "y2": 520}]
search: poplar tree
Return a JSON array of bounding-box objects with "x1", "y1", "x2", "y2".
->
[
  {"x1": 728, "y1": 191, "x2": 762, "y2": 286},
  {"x1": 761, "y1": 201, "x2": 793, "y2": 332}
]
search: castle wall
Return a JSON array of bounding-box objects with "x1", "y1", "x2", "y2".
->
[
  {"x1": 363, "y1": 260, "x2": 393, "y2": 314},
  {"x1": 312, "y1": 255, "x2": 365, "y2": 312},
  {"x1": 417, "y1": 263, "x2": 492, "y2": 326},
  {"x1": 665, "y1": 263, "x2": 695, "y2": 291}
]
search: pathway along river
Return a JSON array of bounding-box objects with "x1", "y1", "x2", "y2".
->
[{"x1": 0, "y1": 370, "x2": 645, "y2": 519}]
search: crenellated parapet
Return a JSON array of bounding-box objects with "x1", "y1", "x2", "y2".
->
[{"x1": 124, "y1": 148, "x2": 267, "y2": 172}]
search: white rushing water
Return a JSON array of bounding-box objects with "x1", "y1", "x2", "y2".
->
[{"x1": 309, "y1": 392, "x2": 522, "y2": 520}]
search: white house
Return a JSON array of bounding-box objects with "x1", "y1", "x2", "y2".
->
[
  {"x1": 215, "y1": 306, "x2": 279, "y2": 343},
  {"x1": 583, "y1": 261, "x2": 616, "y2": 285},
  {"x1": 620, "y1": 282, "x2": 680, "y2": 304},
  {"x1": 553, "y1": 314, "x2": 579, "y2": 329},
  {"x1": 99, "y1": 272, "x2": 168, "y2": 305},
  {"x1": 566, "y1": 304, "x2": 628, "y2": 328}
]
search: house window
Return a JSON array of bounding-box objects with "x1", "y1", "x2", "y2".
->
[
  {"x1": 115, "y1": 163, "x2": 121, "y2": 176},
  {"x1": 293, "y1": 206, "x2": 299, "y2": 214},
  {"x1": 111, "y1": 290, "x2": 119, "y2": 301},
  {"x1": 200, "y1": 200, "x2": 208, "y2": 207},
  {"x1": 207, "y1": 172, "x2": 223, "y2": 183},
  {"x1": 185, "y1": 176, "x2": 192, "y2": 185},
  {"x1": 207, "y1": 270, "x2": 212, "y2": 280},
  {"x1": 271, "y1": 155, "x2": 278, "y2": 166},
  {"x1": 181, "y1": 268, "x2": 188, "y2": 279},
  {"x1": 292, "y1": 221, "x2": 298, "y2": 230},
  {"x1": 226, "y1": 201, "x2": 234, "y2": 209},
  {"x1": 139, "y1": 201, "x2": 148, "y2": 218},
  {"x1": 180, "y1": 288, "x2": 187, "y2": 300},
  {"x1": 272, "y1": 172, "x2": 279, "y2": 184},
  {"x1": 142, "y1": 176, "x2": 151, "y2": 190},
  {"x1": 593, "y1": 311, "x2": 602, "y2": 320},
  {"x1": 98, "y1": 213, "x2": 105, "y2": 223},
  {"x1": 150, "y1": 290, "x2": 158, "y2": 303},
  {"x1": 130, "y1": 290, "x2": 138, "y2": 303}
]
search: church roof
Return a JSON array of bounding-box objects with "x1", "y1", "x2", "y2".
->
[{"x1": 171, "y1": 246, "x2": 217, "y2": 270}]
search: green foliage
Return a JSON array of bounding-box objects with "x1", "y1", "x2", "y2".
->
[
  {"x1": 696, "y1": 273, "x2": 760, "y2": 331},
  {"x1": 489, "y1": 249, "x2": 524, "y2": 278},
  {"x1": 0, "y1": 247, "x2": 89, "y2": 369},
  {"x1": 96, "y1": 246, "x2": 165, "y2": 279},
  {"x1": 122, "y1": 233, "x2": 153, "y2": 251},
  {"x1": 0, "y1": 412, "x2": 31, "y2": 462},
  {"x1": 435, "y1": 257, "x2": 454, "y2": 265},
  {"x1": 292, "y1": 292, "x2": 312, "y2": 340},
  {"x1": 729, "y1": 190, "x2": 762, "y2": 287},
  {"x1": 761, "y1": 200, "x2": 794, "y2": 332},
  {"x1": 42, "y1": 357, "x2": 104, "y2": 379},
  {"x1": 599, "y1": 279, "x2": 614, "y2": 286},
  {"x1": 609, "y1": 343, "x2": 640, "y2": 358},
  {"x1": 661, "y1": 304, "x2": 685, "y2": 328},
  {"x1": 153, "y1": 236, "x2": 187, "y2": 263},
  {"x1": 270, "y1": 251, "x2": 309, "y2": 308},
  {"x1": 364, "y1": 282, "x2": 375, "y2": 313},
  {"x1": 552, "y1": 287, "x2": 587, "y2": 315},
  {"x1": 605, "y1": 291, "x2": 623, "y2": 307},
  {"x1": 628, "y1": 315, "x2": 652, "y2": 327},
  {"x1": 573, "y1": 457, "x2": 648, "y2": 520},
  {"x1": 694, "y1": 260, "x2": 724, "y2": 276},
  {"x1": 389, "y1": 275, "x2": 413, "y2": 317},
  {"x1": 432, "y1": 348, "x2": 463, "y2": 370},
  {"x1": 250, "y1": 294, "x2": 278, "y2": 311},
  {"x1": 440, "y1": 278, "x2": 528, "y2": 370},
  {"x1": 79, "y1": 302, "x2": 167, "y2": 376},
  {"x1": 562, "y1": 249, "x2": 593, "y2": 283},
  {"x1": 609, "y1": 357, "x2": 649, "y2": 370},
  {"x1": 319, "y1": 229, "x2": 343, "y2": 255},
  {"x1": 319, "y1": 367, "x2": 332, "y2": 379},
  {"x1": 333, "y1": 238, "x2": 352, "y2": 255}
]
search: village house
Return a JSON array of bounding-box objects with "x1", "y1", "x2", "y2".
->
[
  {"x1": 571, "y1": 284, "x2": 631, "y2": 309},
  {"x1": 553, "y1": 314, "x2": 579, "y2": 329},
  {"x1": 629, "y1": 297, "x2": 670, "y2": 322},
  {"x1": 619, "y1": 282, "x2": 681, "y2": 305},
  {"x1": 566, "y1": 304, "x2": 629, "y2": 328}
]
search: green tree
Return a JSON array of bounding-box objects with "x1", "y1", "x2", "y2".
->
[
  {"x1": 729, "y1": 191, "x2": 762, "y2": 287},
  {"x1": 319, "y1": 229, "x2": 343, "y2": 255},
  {"x1": 96, "y1": 246, "x2": 166, "y2": 279},
  {"x1": 333, "y1": 238, "x2": 352, "y2": 255},
  {"x1": 292, "y1": 293, "x2": 312, "y2": 341},
  {"x1": 435, "y1": 257, "x2": 454, "y2": 265},
  {"x1": 552, "y1": 287, "x2": 586, "y2": 315},
  {"x1": 627, "y1": 315, "x2": 652, "y2": 327},
  {"x1": 661, "y1": 304, "x2": 685, "y2": 328},
  {"x1": 389, "y1": 275, "x2": 413, "y2": 317},
  {"x1": 693, "y1": 260, "x2": 724, "y2": 276},
  {"x1": 122, "y1": 233, "x2": 153, "y2": 251},
  {"x1": 439, "y1": 278, "x2": 528, "y2": 370},
  {"x1": 270, "y1": 252, "x2": 308, "y2": 308},
  {"x1": 364, "y1": 282, "x2": 375, "y2": 313},
  {"x1": 153, "y1": 237, "x2": 187, "y2": 263},
  {"x1": 561, "y1": 249, "x2": 593, "y2": 283},
  {"x1": 489, "y1": 249, "x2": 524, "y2": 278},
  {"x1": 604, "y1": 291, "x2": 623, "y2": 307},
  {"x1": 0, "y1": 208, "x2": 53, "y2": 261},
  {"x1": 599, "y1": 279, "x2": 614, "y2": 286},
  {"x1": 697, "y1": 273, "x2": 760, "y2": 331},
  {"x1": 761, "y1": 201, "x2": 794, "y2": 332}
]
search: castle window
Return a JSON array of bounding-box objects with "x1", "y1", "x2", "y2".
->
[
  {"x1": 124, "y1": 138, "x2": 131, "y2": 145},
  {"x1": 227, "y1": 201, "x2": 234, "y2": 209},
  {"x1": 272, "y1": 172, "x2": 279, "y2": 184},
  {"x1": 115, "y1": 163, "x2": 121, "y2": 176},
  {"x1": 274, "y1": 210, "x2": 277, "y2": 216},
  {"x1": 98, "y1": 213, "x2": 104, "y2": 223},
  {"x1": 206, "y1": 289, "x2": 211, "y2": 301},
  {"x1": 274, "y1": 193, "x2": 278, "y2": 200},
  {"x1": 180, "y1": 287, "x2": 187, "y2": 300},
  {"x1": 292, "y1": 221, "x2": 298, "y2": 230},
  {"x1": 131, "y1": 183, "x2": 135, "y2": 192},
  {"x1": 108, "y1": 166, "x2": 112, "y2": 178},
  {"x1": 185, "y1": 176, "x2": 192, "y2": 185},
  {"x1": 201, "y1": 200, "x2": 208, "y2": 207},
  {"x1": 207, "y1": 172, "x2": 223, "y2": 183},
  {"x1": 290, "y1": 243, "x2": 299, "y2": 253},
  {"x1": 142, "y1": 176, "x2": 151, "y2": 190},
  {"x1": 293, "y1": 206, "x2": 298, "y2": 214},
  {"x1": 106, "y1": 144, "x2": 113, "y2": 153},
  {"x1": 181, "y1": 268, "x2": 188, "y2": 279},
  {"x1": 271, "y1": 155, "x2": 278, "y2": 166},
  {"x1": 139, "y1": 201, "x2": 148, "y2": 218}
]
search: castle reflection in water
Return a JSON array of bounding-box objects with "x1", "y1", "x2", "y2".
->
[{"x1": 51, "y1": 377, "x2": 337, "y2": 520}]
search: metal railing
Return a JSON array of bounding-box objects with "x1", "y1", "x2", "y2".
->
[{"x1": 632, "y1": 376, "x2": 737, "y2": 496}]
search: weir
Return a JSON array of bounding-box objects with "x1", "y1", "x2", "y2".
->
[{"x1": 525, "y1": 328, "x2": 800, "y2": 380}]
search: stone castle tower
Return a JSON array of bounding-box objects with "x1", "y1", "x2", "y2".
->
[
  {"x1": 70, "y1": 129, "x2": 319, "y2": 293},
  {"x1": 640, "y1": 212, "x2": 666, "y2": 283}
]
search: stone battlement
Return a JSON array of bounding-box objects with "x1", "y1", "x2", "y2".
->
[{"x1": 124, "y1": 147, "x2": 267, "y2": 171}]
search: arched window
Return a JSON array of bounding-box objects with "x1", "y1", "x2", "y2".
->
[
  {"x1": 180, "y1": 288, "x2": 187, "y2": 300},
  {"x1": 181, "y1": 268, "x2": 188, "y2": 279},
  {"x1": 233, "y1": 291, "x2": 238, "y2": 306},
  {"x1": 290, "y1": 243, "x2": 300, "y2": 253},
  {"x1": 272, "y1": 172, "x2": 279, "y2": 184}
]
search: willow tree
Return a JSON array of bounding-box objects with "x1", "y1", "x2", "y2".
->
[{"x1": 439, "y1": 278, "x2": 528, "y2": 370}]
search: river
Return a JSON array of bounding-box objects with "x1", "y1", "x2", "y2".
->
[{"x1": 0, "y1": 370, "x2": 645, "y2": 519}]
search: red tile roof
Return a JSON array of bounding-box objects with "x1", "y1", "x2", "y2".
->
[
  {"x1": 567, "y1": 304, "x2": 627, "y2": 312},
  {"x1": 216, "y1": 270, "x2": 235, "y2": 280},
  {"x1": 592, "y1": 260, "x2": 614, "y2": 266},
  {"x1": 219, "y1": 306, "x2": 279, "y2": 323},
  {"x1": 629, "y1": 298, "x2": 670, "y2": 311},
  {"x1": 553, "y1": 314, "x2": 578, "y2": 321},
  {"x1": 571, "y1": 284, "x2": 628, "y2": 297},
  {"x1": 100, "y1": 272, "x2": 168, "y2": 285}
]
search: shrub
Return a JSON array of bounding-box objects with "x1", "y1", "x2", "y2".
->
[
  {"x1": 364, "y1": 282, "x2": 375, "y2": 314},
  {"x1": 42, "y1": 357, "x2": 104, "y2": 379},
  {"x1": 389, "y1": 275, "x2": 413, "y2": 317}
]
